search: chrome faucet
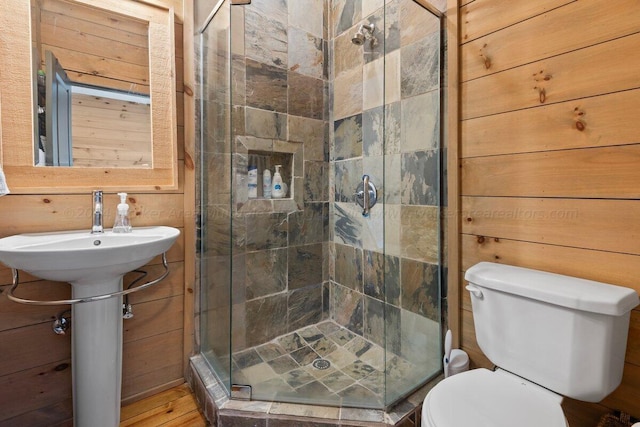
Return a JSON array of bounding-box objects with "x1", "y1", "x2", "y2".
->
[{"x1": 91, "y1": 190, "x2": 104, "y2": 234}]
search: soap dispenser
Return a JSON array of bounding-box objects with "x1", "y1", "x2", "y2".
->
[
  {"x1": 271, "y1": 165, "x2": 285, "y2": 198},
  {"x1": 113, "y1": 192, "x2": 132, "y2": 233}
]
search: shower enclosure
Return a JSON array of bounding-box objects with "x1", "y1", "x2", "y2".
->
[{"x1": 196, "y1": 0, "x2": 443, "y2": 410}]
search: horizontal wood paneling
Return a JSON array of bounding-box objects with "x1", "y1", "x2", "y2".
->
[
  {"x1": 126, "y1": 262, "x2": 185, "y2": 304},
  {"x1": 462, "y1": 196, "x2": 640, "y2": 256},
  {"x1": 460, "y1": 234, "x2": 640, "y2": 296},
  {"x1": 39, "y1": 0, "x2": 150, "y2": 88},
  {"x1": 0, "y1": 323, "x2": 71, "y2": 377},
  {"x1": 39, "y1": 8, "x2": 148, "y2": 43},
  {"x1": 39, "y1": 25, "x2": 148, "y2": 67},
  {"x1": 457, "y1": 0, "x2": 640, "y2": 419},
  {"x1": 462, "y1": 31, "x2": 640, "y2": 119},
  {"x1": 0, "y1": 399, "x2": 73, "y2": 427},
  {"x1": 462, "y1": 145, "x2": 640, "y2": 199},
  {"x1": 122, "y1": 329, "x2": 184, "y2": 399},
  {"x1": 461, "y1": 88, "x2": 640, "y2": 158},
  {"x1": 0, "y1": 281, "x2": 71, "y2": 331},
  {"x1": 123, "y1": 294, "x2": 184, "y2": 343},
  {"x1": 0, "y1": 193, "x2": 184, "y2": 239},
  {"x1": 41, "y1": 44, "x2": 149, "y2": 86},
  {"x1": 40, "y1": 0, "x2": 149, "y2": 35},
  {"x1": 0, "y1": 360, "x2": 72, "y2": 421},
  {"x1": 461, "y1": 0, "x2": 640, "y2": 82},
  {"x1": 460, "y1": 0, "x2": 573, "y2": 43}
]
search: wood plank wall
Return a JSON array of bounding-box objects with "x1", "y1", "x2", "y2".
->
[
  {"x1": 0, "y1": 1, "x2": 188, "y2": 424},
  {"x1": 457, "y1": 0, "x2": 640, "y2": 423},
  {"x1": 71, "y1": 94, "x2": 152, "y2": 168}
]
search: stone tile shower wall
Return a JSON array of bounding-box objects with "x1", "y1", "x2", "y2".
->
[
  {"x1": 329, "y1": 0, "x2": 441, "y2": 380},
  {"x1": 227, "y1": 0, "x2": 331, "y2": 352}
]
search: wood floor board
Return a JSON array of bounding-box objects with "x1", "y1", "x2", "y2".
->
[{"x1": 119, "y1": 383, "x2": 206, "y2": 427}]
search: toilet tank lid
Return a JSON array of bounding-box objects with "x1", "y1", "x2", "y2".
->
[{"x1": 465, "y1": 262, "x2": 639, "y2": 316}]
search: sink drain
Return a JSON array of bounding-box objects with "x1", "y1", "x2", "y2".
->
[{"x1": 312, "y1": 358, "x2": 331, "y2": 370}]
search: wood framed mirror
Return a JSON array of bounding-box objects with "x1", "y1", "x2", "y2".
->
[{"x1": 0, "y1": 0, "x2": 178, "y2": 193}]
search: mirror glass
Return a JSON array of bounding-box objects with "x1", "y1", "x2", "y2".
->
[{"x1": 32, "y1": 0, "x2": 152, "y2": 168}]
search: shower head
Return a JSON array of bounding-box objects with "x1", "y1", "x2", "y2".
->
[
  {"x1": 351, "y1": 33, "x2": 366, "y2": 46},
  {"x1": 351, "y1": 23, "x2": 375, "y2": 46}
]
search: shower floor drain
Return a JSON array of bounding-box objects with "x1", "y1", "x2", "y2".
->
[{"x1": 312, "y1": 358, "x2": 331, "y2": 370}]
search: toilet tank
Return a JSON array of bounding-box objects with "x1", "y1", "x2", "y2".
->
[{"x1": 465, "y1": 262, "x2": 639, "y2": 402}]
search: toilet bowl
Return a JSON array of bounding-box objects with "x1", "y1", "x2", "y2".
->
[
  {"x1": 422, "y1": 262, "x2": 639, "y2": 427},
  {"x1": 421, "y1": 369, "x2": 567, "y2": 427}
]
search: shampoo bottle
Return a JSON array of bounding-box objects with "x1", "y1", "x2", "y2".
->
[
  {"x1": 271, "y1": 165, "x2": 285, "y2": 198},
  {"x1": 113, "y1": 192, "x2": 132, "y2": 233},
  {"x1": 248, "y1": 165, "x2": 258, "y2": 199},
  {"x1": 263, "y1": 168, "x2": 272, "y2": 198}
]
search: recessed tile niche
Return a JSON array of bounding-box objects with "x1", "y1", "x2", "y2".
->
[{"x1": 235, "y1": 136, "x2": 303, "y2": 213}]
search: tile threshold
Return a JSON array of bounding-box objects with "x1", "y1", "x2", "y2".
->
[{"x1": 188, "y1": 353, "x2": 443, "y2": 426}]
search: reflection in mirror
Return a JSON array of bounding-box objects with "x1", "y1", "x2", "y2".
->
[{"x1": 32, "y1": 0, "x2": 152, "y2": 168}]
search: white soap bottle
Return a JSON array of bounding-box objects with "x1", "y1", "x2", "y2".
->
[
  {"x1": 271, "y1": 165, "x2": 285, "y2": 198},
  {"x1": 113, "y1": 192, "x2": 132, "y2": 233},
  {"x1": 263, "y1": 168, "x2": 272, "y2": 198}
]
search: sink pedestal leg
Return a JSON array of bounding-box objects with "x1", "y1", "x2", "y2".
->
[{"x1": 72, "y1": 278, "x2": 123, "y2": 427}]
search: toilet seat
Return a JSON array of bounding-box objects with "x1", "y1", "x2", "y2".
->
[{"x1": 421, "y1": 368, "x2": 568, "y2": 427}]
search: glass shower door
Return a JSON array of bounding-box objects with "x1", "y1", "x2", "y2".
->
[
  {"x1": 330, "y1": 0, "x2": 389, "y2": 408},
  {"x1": 197, "y1": 0, "x2": 233, "y2": 392}
]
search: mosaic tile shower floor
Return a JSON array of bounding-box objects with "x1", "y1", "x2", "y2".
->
[{"x1": 229, "y1": 320, "x2": 419, "y2": 408}]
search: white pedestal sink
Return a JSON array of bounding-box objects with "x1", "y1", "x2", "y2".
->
[{"x1": 0, "y1": 226, "x2": 180, "y2": 427}]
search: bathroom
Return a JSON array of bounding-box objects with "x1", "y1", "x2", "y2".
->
[{"x1": 0, "y1": 0, "x2": 639, "y2": 426}]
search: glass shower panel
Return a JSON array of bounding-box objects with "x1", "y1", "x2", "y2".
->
[
  {"x1": 196, "y1": 0, "x2": 443, "y2": 411},
  {"x1": 198, "y1": 0, "x2": 233, "y2": 392},
  {"x1": 383, "y1": 1, "x2": 442, "y2": 405}
]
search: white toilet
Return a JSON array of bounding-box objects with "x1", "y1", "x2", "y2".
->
[{"x1": 422, "y1": 262, "x2": 640, "y2": 427}]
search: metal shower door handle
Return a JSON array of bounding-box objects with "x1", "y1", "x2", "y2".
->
[{"x1": 354, "y1": 174, "x2": 377, "y2": 217}]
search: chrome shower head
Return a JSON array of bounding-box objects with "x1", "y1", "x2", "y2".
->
[
  {"x1": 351, "y1": 33, "x2": 366, "y2": 45},
  {"x1": 351, "y1": 23, "x2": 375, "y2": 46}
]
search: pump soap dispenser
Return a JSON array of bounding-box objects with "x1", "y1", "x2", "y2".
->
[
  {"x1": 113, "y1": 192, "x2": 132, "y2": 233},
  {"x1": 271, "y1": 165, "x2": 285, "y2": 198}
]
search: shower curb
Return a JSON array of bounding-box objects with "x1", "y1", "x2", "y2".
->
[{"x1": 187, "y1": 354, "x2": 442, "y2": 426}]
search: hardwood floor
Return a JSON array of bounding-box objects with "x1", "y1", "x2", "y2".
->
[{"x1": 120, "y1": 383, "x2": 208, "y2": 427}]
